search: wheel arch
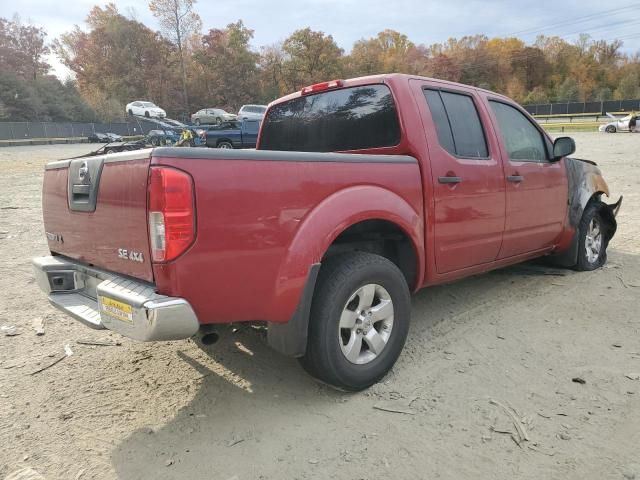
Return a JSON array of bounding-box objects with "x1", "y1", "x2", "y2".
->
[
  {"x1": 216, "y1": 138, "x2": 233, "y2": 147},
  {"x1": 277, "y1": 185, "x2": 423, "y2": 300},
  {"x1": 267, "y1": 185, "x2": 424, "y2": 357}
]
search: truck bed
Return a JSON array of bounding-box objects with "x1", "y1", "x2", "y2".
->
[
  {"x1": 40, "y1": 147, "x2": 422, "y2": 326},
  {"x1": 148, "y1": 147, "x2": 423, "y2": 324}
]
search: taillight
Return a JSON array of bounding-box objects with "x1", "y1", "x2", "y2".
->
[
  {"x1": 148, "y1": 166, "x2": 195, "y2": 262},
  {"x1": 300, "y1": 79, "x2": 343, "y2": 95}
]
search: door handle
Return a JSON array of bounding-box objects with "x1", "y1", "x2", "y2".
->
[
  {"x1": 438, "y1": 176, "x2": 462, "y2": 184},
  {"x1": 506, "y1": 175, "x2": 524, "y2": 183}
]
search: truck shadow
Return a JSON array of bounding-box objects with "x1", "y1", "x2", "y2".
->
[{"x1": 110, "y1": 250, "x2": 634, "y2": 479}]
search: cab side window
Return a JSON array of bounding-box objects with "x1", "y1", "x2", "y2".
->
[
  {"x1": 423, "y1": 89, "x2": 488, "y2": 159},
  {"x1": 489, "y1": 101, "x2": 548, "y2": 162}
]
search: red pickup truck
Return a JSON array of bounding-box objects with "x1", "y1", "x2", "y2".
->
[{"x1": 33, "y1": 74, "x2": 622, "y2": 391}]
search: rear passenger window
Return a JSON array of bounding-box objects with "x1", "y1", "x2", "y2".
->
[{"x1": 423, "y1": 89, "x2": 488, "y2": 158}]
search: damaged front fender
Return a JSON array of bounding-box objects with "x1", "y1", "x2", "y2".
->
[
  {"x1": 551, "y1": 157, "x2": 622, "y2": 266},
  {"x1": 566, "y1": 157, "x2": 621, "y2": 226}
]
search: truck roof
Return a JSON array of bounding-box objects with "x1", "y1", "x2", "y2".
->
[{"x1": 268, "y1": 73, "x2": 512, "y2": 107}]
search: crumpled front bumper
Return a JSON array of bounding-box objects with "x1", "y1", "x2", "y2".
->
[{"x1": 32, "y1": 256, "x2": 199, "y2": 341}]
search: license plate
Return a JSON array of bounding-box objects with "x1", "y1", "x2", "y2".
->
[{"x1": 99, "y1": 296, "x2": 133, "y2": 323}]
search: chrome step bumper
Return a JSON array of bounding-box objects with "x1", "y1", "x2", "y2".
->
[{"x1": 32, "y1": 256, "x2": 199, "y2": 341}]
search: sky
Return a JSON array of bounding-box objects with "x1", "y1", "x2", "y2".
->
[{"x1": 7, "y1": 0, "x2": 640, "y2": 79}]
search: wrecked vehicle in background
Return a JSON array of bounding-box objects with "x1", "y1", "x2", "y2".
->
[
  {"x1": 87, "y1": 132, "x2": 123, "y2": 143},
  {"x1": 599, "y1": 112, "x2": 639, "y2": 133},
  {"x1": 33, "y1": 74, "x2": 622, "y2": 391}
]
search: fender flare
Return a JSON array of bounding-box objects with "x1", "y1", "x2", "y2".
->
[{"x1": 267, "y1": 185, "x2": 424, "y2": 357}]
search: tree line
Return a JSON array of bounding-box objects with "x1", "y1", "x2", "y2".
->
[{"x1": 2, "y1": 1, "x2": 640, "y2": 122}]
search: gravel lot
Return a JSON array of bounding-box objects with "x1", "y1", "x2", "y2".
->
[{"x1": 0, "y1": 134, "x2": 639, "y2": 480}]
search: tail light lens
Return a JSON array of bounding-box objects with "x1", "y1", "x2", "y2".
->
[{"x1": 148, "y1": 166, "x2": 195, "y2": 262}]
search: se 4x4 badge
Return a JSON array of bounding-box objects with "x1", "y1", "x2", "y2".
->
[{"x1": 118, "y1": 248, "x2": 144, "y2": 263}]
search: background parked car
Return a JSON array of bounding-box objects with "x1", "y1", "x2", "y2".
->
[
  {"x1": 599, "y1": 112, "x2": 639, "y2": 133},
  {"x1": 238, "y1": 104, "x2": 267, "y2": 120},
  {"x1": 191, "y1": 108, "x2": 237, "y2": 126},
  {"x1": 205, "y1": 119, "x2": 261, "y2": 149},
  {"x1": 126, "y1": 101, "x2": 166, "y2": 118}
]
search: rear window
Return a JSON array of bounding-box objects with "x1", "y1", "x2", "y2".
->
[
  {"x1": 423, "y1": 89, "x2": 488, "y2": 158},
  {"x1": 260, "y1": 84, "x2": 400, "y2": 152}
]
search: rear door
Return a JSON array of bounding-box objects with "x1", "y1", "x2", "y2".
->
[
  {"x1": 412, "y1": 80, "x2": 506, "y2": 273},
  {"x1": 486, "y1": 99, "x2": 567, "y2": 258}
]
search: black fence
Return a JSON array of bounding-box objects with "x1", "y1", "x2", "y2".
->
[
  {"x1": 524, "y1": 99, "x2": 640, "y2": 116},
  {"x1": 0, "y1": 117, "x2": 180, "y2": 141}
]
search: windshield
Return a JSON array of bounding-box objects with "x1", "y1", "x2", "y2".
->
[
  {"x1": 260, "y1": 84, "x2": 400, "y2": 152},
  {"x1": 141, "y1": 102, "x2": 157, "y2": 108}
]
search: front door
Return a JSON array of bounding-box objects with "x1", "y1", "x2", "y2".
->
[
  {"x1": 486, "y1": 99, "x2": 568, "y2": 258},
  {"x1": 413, "y1": 81, "x2": 506, "y2": 274}
]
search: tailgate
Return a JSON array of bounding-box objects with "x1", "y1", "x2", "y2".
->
[{"x1": 42, "y1": 150, "x2": 154, "y2": 282}]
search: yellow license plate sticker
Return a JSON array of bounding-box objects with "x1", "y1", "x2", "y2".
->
[{"x1": 99, "y1": 296, "x2": 133, "y2": 323}]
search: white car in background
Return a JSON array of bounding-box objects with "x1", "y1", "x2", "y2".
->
[
  {"x1": 126, "y1": 101, "x2": 166, "y2": 118},
  {"x1": 238, "y1": 104, "x2": 267, "y2": 120},
  {"x1": 599, "y1": 112, "x2": 639, "y2": 133}
]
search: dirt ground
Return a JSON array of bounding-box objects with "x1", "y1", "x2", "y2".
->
[{"x1": 0, "y1": 134, "x2": 639, "y2": 480}]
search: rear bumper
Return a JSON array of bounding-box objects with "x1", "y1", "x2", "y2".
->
[{"x1": 32, "y1": 256, "x2": 200, "y2": 341}]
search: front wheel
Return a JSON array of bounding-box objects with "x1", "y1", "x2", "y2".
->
[
  {"x1": 194, "y1": 119, "x2": 201, "y2": 126},
  {"x1": 217, "y1": 141, "x2": 233, "y2": 149},
  {"x1": 300, "y1": 252, "x2": 411, "y2": 391},
  {"x1": 605, "y1": 125, "x2": 616, "y2": 133},
  {"x1": 575, "y1": 202, "x2": 610, "y2": 271}
]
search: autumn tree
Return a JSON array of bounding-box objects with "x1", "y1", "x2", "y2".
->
[
  {"x1": 0, "y1": 15, "x2": 93, "y2": 121},
  {"x1": 279, "y1": 28, "x2": 344, "y2": 91},
  {"x1": 0, "y1": 16, "x2": 49, "y2": 81},
  {"x1": 191, "y1": 21, "x2": 260, "y2": 110},
  {"x1": 149, "y1": 0, "x2": 201, "y2": 115},
  {"x1": 259, "y1": 43, "x2": 287, "y2": 101},
  {"x1": 346, "y1": 30, "x2": 418, "y2": 76},
  {"x1": 615, "y1": 72, "x2": 640, "y2": 100},
  {"x1": 55, "y1": 4, "x2": 178, "y2": 120}
]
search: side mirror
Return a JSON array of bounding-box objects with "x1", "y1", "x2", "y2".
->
[{"x1": 552, "y1": 136, "x2": 575, "y2": 161}]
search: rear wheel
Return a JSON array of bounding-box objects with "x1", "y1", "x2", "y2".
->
[
  {"x1": 215, "y1": 117, "x2": 222, "y2": 125},
  {"x1": 300, "y1": 252, "x2": 411, "y2": 391},
  {"x1": 217, "y1": 141, "x2": 233, "y2": 149},
  {"x1": 575, "y1": 202, "x2": 609, "y2": 271},
  {"x1": 144, "y1": 111, "x2": 150, "y2": 118}
]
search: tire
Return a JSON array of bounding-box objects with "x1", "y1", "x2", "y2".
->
[
  {"x1": 195, "y1": 119, "x2": 201, "y2": 126},
  {"x1": 217, "y1": 141, "x2": 233, "y2": 149},
  {"x1": 150, "y1": 137, "x2": 159, "y2": 147},
  {"x1": 144, "y1": 111, "x2": 150, "y2": 118},
  {"x1": 128, "y1": 109, "x2": 133, "y2": 116},
  {"x1": 605, "y1": 125, "x2": 616, "y2": 133},
  {"x1": 300, "y1": 252, "x2": 411, "y2": 391},
  {"x1": 215, "y1": 117, "x2": 222, "y2": 125},
  {"x1": 575, "y1": 201, "x2": 609, "y2": 271}
]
